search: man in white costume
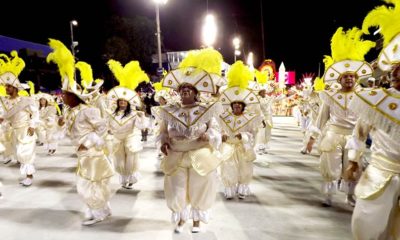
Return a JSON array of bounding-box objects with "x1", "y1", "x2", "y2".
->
[
  {"x1": 308, "y1": 27, "x2": 375, "y2": 207},
  {"x1": 345, "y1": 2, "x2": 400, "y2": 239},
  {"x1": 47, "y1": 39, "x2": 115, "y2": 226},
  {"x1": 0, "y1": 51, "x2": 39, "y2": 186}
]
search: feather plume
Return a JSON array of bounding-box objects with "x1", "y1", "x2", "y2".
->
[
  {"x1": 0, "y1": 51, "x2": 25, "y2": 77},
  {"x1": 153, "y1": 82, "x2": 163, "y2": 92},
  {"x1": 46, "y1": 39, "x2": 75, "y2": 87},
  {"x1": 323, "y1": 55, "x2": 334, "y2": 70},
  {"x1": 331, "y1": 27, "x2": 376, "y2": 62},
  {"x1": 0, "y1": 85, "x2": 7, "y2": 96},
  {"x1": 179, "y1": 48, "x2": 223, "y2": 75},
  {"x1": 362, "y1": 0, "x2": 400, "y2": 47},
  {"x1": 227, "y1": 61, "x2": 252, "y2": 89},
  {"x1": 255, "y1": 70, "x2": 268, "y2": 84},
  {"x1": 313, "y1": 77, "x2": 325, "y2": 91},
  {"x1": 75, "y1": 61, "x2": 94, "y2": 89},
  {"x1": 27, "y1": 81, "x2": 35, "y2": 96},
  {"x1": 107, "y1": 59, "x2": 149, "y2": 91},
  {"x1": 18, "y1": 90, "x2": 29, "y2": 96}
]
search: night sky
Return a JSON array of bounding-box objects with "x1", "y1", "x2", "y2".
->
[{"x1": 1, "y1": 0, "x2": 381, "y2": 79}]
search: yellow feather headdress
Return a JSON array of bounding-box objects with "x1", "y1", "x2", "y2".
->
[
  {"x1": 227, "y1": 61, "x2": 253, "y2": 89},
  {"x1": 75, "y1": 61, "x2": 94, "y2": 89},
  {"x1": 313, "y1": 77, "x2": 325, "y2": 92},
  {"x1": 27, "y1": 81, "x2": 35, "y2": 96},
  {"x1": 107, "y1": 60, "x2": 149, "y2": 91},
  {"x1": 255, "y1": 70, "x2": 267, "y2": 84},
  {"x1": 362, "y1": 0, "x2": 400, "y2": 47},
  {"x1": 179, "y1": 48, "x2": 223, "y2": 76},
  {"x1": 322, "y1": 27, "x2": 375, "y2": 84},
  {"x1": 362, "y1": 0, "x2": 400, "y2": 71},
  {"x1": 219, "y1": 61, "x2": 259, "y2": 107},
  {"x1": 331, "y1": 27, "x2": 376, "y2": 62},
  {"x1": 46, "y1": 39, "x2": 75, "y2": 89},
  {"x1": 0, "y1": 51, "x2": 26, "y2": 89},
  {"x1": 0, "y1": 51, "x2": 25, "y2": 77}
]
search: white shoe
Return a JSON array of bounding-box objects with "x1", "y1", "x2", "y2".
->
[
  {"x1": 122, "y1": 183, "x2": 133, "y2": 189},
  {"x1": 192, "y1": 226, "x2": 201, "y2": 233},
  {"x1": 238, "y1": 194, "x2": 246, "y2": 199},
  {"x1": 82, "y1": 218, "x2": 104, "y2": 226},
  {"x1": 21, "y1": 178, "x2": 33, "y2": 187},
  {"x1": 174, "y1": 225, "x2": 184, "y2": 233}
]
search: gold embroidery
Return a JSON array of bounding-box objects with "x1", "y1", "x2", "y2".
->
[
  {"x1": 389, "y1": 103, "x2": 398, "y2": 110},
  {"x1": 337, "y1": 95, "x2": 343, "y2": 99},
  {"x1": 202, "y1": 82, "x2": 208, "y2": 87},
  {"x1": 361, "y1": 69, "x2": 366, "y2": 74},
  {"x1": 369, "y1": 91, "x2": 377, "y2": 96},
  {"x1": 345, "y1": 63, "x2": 350, "y2": 68}
]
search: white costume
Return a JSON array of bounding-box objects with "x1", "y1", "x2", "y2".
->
[
  {"x1": 347, "y1": 88, "x2": 400, "y2": 240},
  {"x1": 312, "y1": 27, "x2": 375, "y2": 206},
  {"x1": 47, "y1": 38, "x2": 115, "y2": 225},
  {"x1": 0, "y1": 51, "x2": 39, "y2": 185},
  {"x1": 36, "y1": 93, "x2": 59, "y2": 153}
]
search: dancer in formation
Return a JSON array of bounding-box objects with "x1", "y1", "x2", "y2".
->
[
  {"x1": 309, "y1": 27, "x2": 375, "y2": 207},
  {"x1": 157, "y1": 48, "x2": 223, "y2": 233},
  {"x1": 218, "y1": 61, "x2": 261, "y2": 199},
  {"x1": 47, "y1": 39, "x2": 115, "y2": 226},
  {"x1": 0, "y1": 51, "x2": 39, "y2": 186},
  {"x1": 345, "y1": 3, "x2": 400, "y2": 239},
  {"x1": 106, "y1": 59, "x2": 149, "y2": 189}
]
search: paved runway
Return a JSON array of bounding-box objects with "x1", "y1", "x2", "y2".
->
[{"x1": 0, "y1": 117, "x2": 353, "y2": 240}]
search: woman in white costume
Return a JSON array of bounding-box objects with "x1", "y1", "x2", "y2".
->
[
  {"x1": 218, "y1": 61, "x2": 261, "y2": 199},
  {"x1": 36, "y1": 92, "x2": 59, "y2": 155},
  {"x1": 157, "y1": 48, "x2": 223, "y2": 233},
  {"x1": 106, "y1": 59, "x2": 149, "y2": 189},
  {"x1": 47, "y1": 39, "x2": 115, "y2": 226}
]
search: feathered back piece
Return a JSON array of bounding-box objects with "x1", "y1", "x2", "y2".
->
[
  {"x1": 331, "y1": 27, "x2": 376, "y2": 62},
  {"x1": 0, "y1": 50, "x2": 25, "y2": 77},
  {"x1": 255, "y1": 70, "x2": 268, "y2": 84},
  {"x1": 107, "y1": 60, "x2": 149, "y2": 91},
  {"x1": 323, "y1": 55, "x2": 334, "y2": 70},
  {"x1": 27, "y1": 81, "x2": 35, "y2": 95},
  {"x1": 227, "y1": 61, "x2": 253, "y2": 89},
  {"x1": 46, "y1": 39, "x2": 75, "y2": 88},
  {"x1": 0, "y1": 85, "x2": 6, "y2": 96},
  {"x1": 313, "y1": 77, "x2": 325, "y2": 91},
  {"x1": 75, "y1": 61, "x2": 94, "y2": 89},
  {"x1": 179, "y1": 48, "x2": 223, "y2": 75},
  {"x1": 153, "y1": 81, "x2": 169, "y2": 92},
  {"x1": 362, "y1": 0, "x2": 400, "y2": 47}
]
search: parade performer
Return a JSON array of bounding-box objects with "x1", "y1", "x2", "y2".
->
[
  {"x1": 218, "y1": 61, "x2": 261, "y2": 199},
  {"x1": 345, "y1": 2, "x2": 400, "y2": 238},
  {"x1": 0, "y1": 51, "x2": 39, "y2": 186},
  {"x1": 157, "y1": 48, "x2": 223, "y2": 233},
  {"x1": 106, "y1": 59, "x2": 149, "y2": 189},
  {"x1": 308, "y1": 27, "x2": 375, "y2": 207},
  {"x1": 35, "y1": 90, "x2": 60, "y2": 155},
  {"x1": 300, "y1": 76, "x2": 323, "y2": 154},
  {"x1": 47, "y1": 39, "x2": 114, "y2": 226}
]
